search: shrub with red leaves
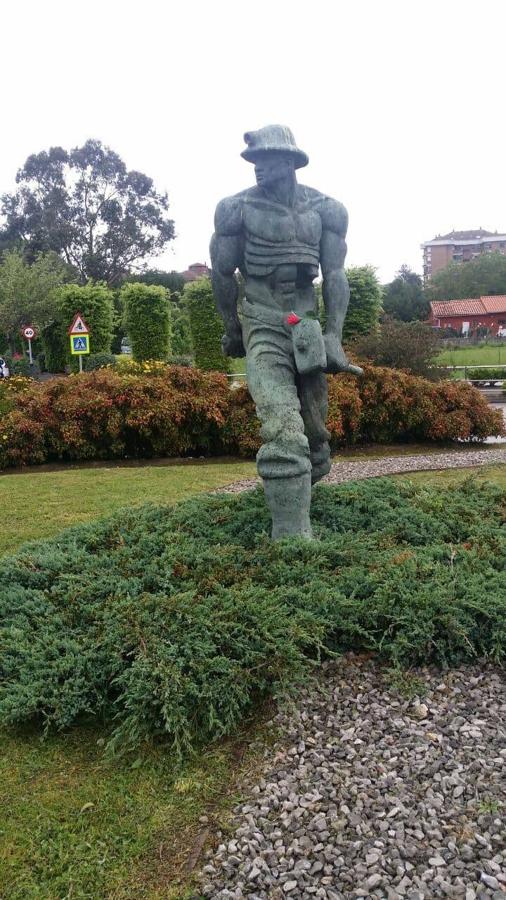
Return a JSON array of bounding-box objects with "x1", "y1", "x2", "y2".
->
[{"x1": 0, "y1": 365, "x2": 503, "y2": 468}]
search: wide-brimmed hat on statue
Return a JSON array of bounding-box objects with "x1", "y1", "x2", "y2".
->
[{"x1": 241, "y1": 125, "x2": 309, "y2": 169}]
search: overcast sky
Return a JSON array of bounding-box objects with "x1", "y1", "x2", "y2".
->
[{"x1": 1, "y1": 0, "x2": 505, "y2": 283}]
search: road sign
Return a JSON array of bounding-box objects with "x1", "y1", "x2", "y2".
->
[
  {"x1": 68, "y1": 313, "x2": 90, "y2": 335},
  {"x1": 70, "y1": 334, "x2": 90, "y2": 355},
  {"x1": 21, "y1": 325, "x2": 37, "y2": 340}
]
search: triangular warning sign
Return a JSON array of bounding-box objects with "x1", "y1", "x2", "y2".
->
[{"x1": 68, "y1": 313, "x2": 90, "y2": 335}]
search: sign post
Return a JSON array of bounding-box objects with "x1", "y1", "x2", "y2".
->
[
  {"x1": 21, "y1": 325, "x2": 37, "y2": 367},
  {"x1": 68, "y1": 313, "x2": 90, "y2": 373}
]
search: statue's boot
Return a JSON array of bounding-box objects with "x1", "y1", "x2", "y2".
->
[{"x1": 263, "y1": 474, "x2": 313, "y2": 540}]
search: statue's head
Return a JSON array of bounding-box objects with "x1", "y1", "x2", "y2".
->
[
  {"x1": 241, "y1": 125, "x2": 308, "y2": 188},
  {"x1": 253, "y1": 152, "x2": 295, "y2": 188}
]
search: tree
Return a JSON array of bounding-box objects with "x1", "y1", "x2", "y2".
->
[
  {"x1": 185, "y1": 277, "x2": 230, "y2": 372},
  {"x1": 1, "y1": 140, "x2": 175, "y2": 285},
  {"x1": 351, "y1": 316, "x2": 443, "y2": 380},
  {"x1": 122, "y1": 283, "x2": 171, "y2": 361},
  {"x1": 128, "y1": 269, "x2": 185, "y2": 295},
  {"x1": 383, "y1": 265, "x2": 429, "y2": 321},
  {"x1": 0, "y1": 249, "x2": 68, "y2": 353},
  {"x1": 342, "y1": 266, "x2": 383, "y2": 342},
  {"x1": 425, "y1": 252, "x2": 506, "y2": 300}
]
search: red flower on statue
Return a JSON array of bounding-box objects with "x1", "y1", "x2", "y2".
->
[{"x1": 286, "y1": 312, "x2": 301, "y2": 325}]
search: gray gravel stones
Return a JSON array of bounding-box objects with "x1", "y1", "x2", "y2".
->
[
  {"x1": 197, "y1": 655, "x2": 505, "y2": 898},
  {"x1": 217, "y1": 448, "x2": 506, "y2": 495}
]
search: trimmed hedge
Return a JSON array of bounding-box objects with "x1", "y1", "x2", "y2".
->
[
  {"x1": 342, "y1": 265, "x2": 383, "y2": 341},
  {"x1": 465, "y1": 367, "x2": 506, "y2": 381},
  {"x1": 122, "y1": 282, "x2": 171, "y2": 362},
  {"x1": 1, "y1": 479, "x2": 504, "y2": 755},
  {"x1": 58, "y1": 282, "x2": 115, "y2": 365},
  {"x1": 185, "y1": 277, "x2": 230, "y2": 372},
  {"x1": 0, "y1": 365, "x2": 503, "y2": 468}
]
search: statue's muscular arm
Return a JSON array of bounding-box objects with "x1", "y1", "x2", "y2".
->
[
  {"x1": 319, "y1": 197, "x2": 362, "y2": 375},
  {"x1": 210, "y1": 196, "x2": 245, "y2": 358}
]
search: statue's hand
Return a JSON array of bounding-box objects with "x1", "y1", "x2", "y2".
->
[
  {"x1": 222, "y1": 327, "x2": 246, "y2": 358},
  {"x1": 324, "y1": 332, "x2": 363, "y2": 376}
]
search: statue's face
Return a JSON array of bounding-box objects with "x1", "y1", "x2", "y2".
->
[{"x1": 254, "y1": 153, "x2": 294, "y2": 188}]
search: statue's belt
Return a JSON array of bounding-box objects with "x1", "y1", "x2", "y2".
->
[{"x1": 242, "y1": 299, "x2": 294, "y2": 327}]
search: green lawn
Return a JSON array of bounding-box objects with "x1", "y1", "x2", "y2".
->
[
  {"x1": 0, "y1": 727, "x2": 246, "y2": 900},
  {"x1": 436, "y1": 342, "x2": 506, "y2": 369},
  {"x1": 1, "y1": 459, "x2": 256, "y2": 558},
  {"x1": 1, "y1": 459, "x2": 505, "y2": 899}
]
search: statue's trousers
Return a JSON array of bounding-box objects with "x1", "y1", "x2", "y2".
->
[{"x1": 242, "y1": 312, "x2": 331, "y2": 484}]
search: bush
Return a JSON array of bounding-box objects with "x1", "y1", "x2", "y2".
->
[
  {"x1": 0, "y1": 365, "x2": 503, "y2": 469},
  {"x1": 351, "y1": 316, "x2": 444, "y2": 380},
  {"x1": 10, "y1": 356, "x2": 32, "y2": 376},
  {"x1": 0, "y1": 375, "x2": 33, "y2": 420},
  {"x1": 464, "y1": 367, "x2": 506, "y2": 381},
  {"x1": 84, "y1": 353, "x2": 117, "y2": 371},
  {"x1": 122, "y1": 282, "x2": 171, "y2": 362},
  {"x1": 354, "y1": 366, "x2": 503, "y2": 444},
  {"x1": 1, "y1": 478, "x2": 504, "y2": 756},
  {"x1": 167, "y1": 354, "x2": 193, "y2": 367},
  {"x1": 185, "y1": 277, "x2": 230, "y2": 373},
  {"x1": 223, "y1": 366, "x2": 504, "y2": 455},
  {"x1": 0, "y1": 367, "x2": 231, "y2": 467}
]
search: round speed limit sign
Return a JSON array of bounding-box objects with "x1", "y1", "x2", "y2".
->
[{"x1": 22, "y1": 326, "x2": 36, "y2": 340}]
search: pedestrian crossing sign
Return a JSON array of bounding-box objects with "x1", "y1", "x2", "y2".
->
[{"x1": 70, "y1": 334, "x2": 90, "y2": 355}]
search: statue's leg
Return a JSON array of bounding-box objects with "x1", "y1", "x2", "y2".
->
[
  {"x1": 297, "y1": 371, "x2": 331, "y2": 485},
  {"x1": 244, "y1": 318, "x2": 313, "y2": 539}
]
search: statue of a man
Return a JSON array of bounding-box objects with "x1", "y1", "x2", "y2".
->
[{"x1": 210, "y1": 125, "x2": 361, "y2": 539}]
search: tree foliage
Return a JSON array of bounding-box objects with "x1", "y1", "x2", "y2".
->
[
  {"x1": 0, "y1": 249, "x2": 67, "y2": 350},
  {"x1": 342, "y1": 266, "x2": 383, "y2": 341},
  {"x1": 351, "y1": 316, "x2": 443, "y2": 380},
  {"x1": 1, "y1": 140, "x2": 175, "y2": 285},
  {"x1": 128, "y1": 269, "x2": 185, "y2": 294},
  {"x1": 383, "y1": 265, "x2": 429, "y2": 321},
  {"x1": 425, "y1": 252, "x2": 506, "y2": 300},
  {"x1": 122, "y1": 282, "x2": 171, "y2": 362},
  {"x1": 185, "y1": 277, "x2": 230, "y2": 372}
]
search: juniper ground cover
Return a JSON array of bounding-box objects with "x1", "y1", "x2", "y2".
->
[{"x1": 2, "y1": 478, "x2": 504, "y2": 760}]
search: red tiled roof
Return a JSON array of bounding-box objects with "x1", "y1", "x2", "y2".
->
[
  {"x1": 480, "y1": 296, "x2": 506, "y2": 313},
  {"x1": 431, "y1": 295, "x2": 506, "y2": 317},
  {"x1": 430, "y1": 299, "x2": 485, "y2": 317}
]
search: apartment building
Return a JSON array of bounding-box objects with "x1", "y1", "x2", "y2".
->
[{"x1": 422, "y1": 229, "x2": 506, "y2": 279}]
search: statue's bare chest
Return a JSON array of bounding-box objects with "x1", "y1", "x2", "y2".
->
[
  {"x1": 243, "y1": 199, "x2": 321, "y2": 245},
  {"x1": 242, "y1": 198, "x2": 321, "y2": 276}
]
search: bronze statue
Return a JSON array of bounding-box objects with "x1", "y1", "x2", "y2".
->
[{"x1": 210, "y1": 125, "x2": 361, "y2": 539}]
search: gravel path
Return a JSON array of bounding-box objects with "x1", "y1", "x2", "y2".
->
[
  {"x1": 198, "y1": 656, "x2": 505, "y2": 899},
  {"x1": 218, "y1": 449, "x2": 506, "y2": 495}
]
